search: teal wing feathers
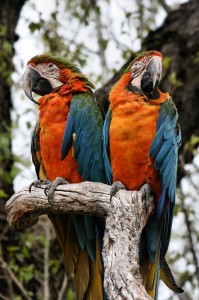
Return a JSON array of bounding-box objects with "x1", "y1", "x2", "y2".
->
[
  {"x1": 150, "y1": 97, "x2": 181, "y2": 203},
  {"x1": 62, "y1": 92, "x2": 106, "y2": 184},
  {"x1": 62, "y1": 92, "x2": 107, "y2": 299},
  {"x1": 103, "y1": 109, "x2": 113, "y2": 185},
  {"x1": 145, "y1": 96, "x2": 181, "y2": 297},
  {"x1": 31, "y1": 122, "x2": 41, "y2": 179},
  {"x1": 61, "y1": 91, "x2": 106, "y2": 258},
  {"x1": 149, "y1": 97, "x2": 181, "y2": 255}
]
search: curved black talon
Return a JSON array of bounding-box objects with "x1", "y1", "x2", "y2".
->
[
  {"x1": 43, "y1": 177, "x2": 69, "y2": 205},
  {"x1": 110, "y1": 181, "x2": 126, "y2": 201},
  {"x1": 29, "y1": 179, "x2": 51, "y2": 193},
  {"x1": 140, "y1": 183, "x2": 154, "y2": 212}
]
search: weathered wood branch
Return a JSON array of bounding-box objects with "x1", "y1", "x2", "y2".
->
[{"x1": 5, "y1": 182, "x2": 154, "y2": 300}]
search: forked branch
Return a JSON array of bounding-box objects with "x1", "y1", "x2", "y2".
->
[{"x1": 5, "y1": 182, "x2": 154, "y2": 300}]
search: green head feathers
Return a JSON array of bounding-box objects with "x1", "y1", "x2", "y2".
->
[
  {"x1": 125, "y1": 50, "x2": 163, "y2": 73},
  {"x1": 28, "y1": 54, "x2": 95, "y2": 89}
]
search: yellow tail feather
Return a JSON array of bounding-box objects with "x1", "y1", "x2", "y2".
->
[
  {"x1": 63, "y1": 216, "x2": 80, "y2": 275},
  {"x1": 75, "y1": 249, "x2": 90, "y2": 300},
  {"x1": 160, "y1": 259, "x2": 183, "y2": 293},
  {"x1": 85, "y1": 239, "x2": 103, "y2": 300},
  {"x1": 140, "y1": 244, "x2": 160, "y2": 299},
  {"x1": 48, "y1": 214, "x2": 67, "y2": 250}
]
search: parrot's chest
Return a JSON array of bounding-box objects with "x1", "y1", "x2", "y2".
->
[
  {"x1": 39, "y1": 97, "x2": 70, "y2": 154},
  {"x1": 109, "y1": 100, "x2": 160, "y2": 191},
  {"x1": 38, "y1": 96, "x2": 81, "y2": 182}
]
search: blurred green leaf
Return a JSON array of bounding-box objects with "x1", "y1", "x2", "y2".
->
[
  {"x1": 0, "y1": 189, "x2": 8, "y2": 198},
  {"x1": 163, "y1": 56, "x2": 172, "y2": 69},
  {"x1": 29, "y1": 22, "x2": 41, "y2": 32},
  {"x1": 67, "y1": 288, "x2": 75, "y2": 300}
]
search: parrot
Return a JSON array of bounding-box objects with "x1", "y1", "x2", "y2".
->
[
  {"x1": 22, "y1": 54, "x2": 107, "y2": 300},
  {"x1": 103, "y1": 50, "x2": 183, "y2": 299}
]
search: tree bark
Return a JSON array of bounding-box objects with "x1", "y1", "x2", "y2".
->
[
  {"x1": 0, "y1": 0, "x2": 27, "y2": 221},
  {"x1": 5, "y1": 182, "x2": 154, "y2": 300},
  {"x1": 0, "y1": 2, "x2": 28, "y2": 297}
]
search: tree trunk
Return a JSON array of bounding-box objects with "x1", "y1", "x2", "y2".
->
[
  {"x1": 0, "y1": 1, "x2": 27, "y2": 298},
  {"x1": 5, "y1": 182, "x2": 155, "y2": 300},
  {"x1": 0, "y1": 0, "x2": 27, "y2": 222}
]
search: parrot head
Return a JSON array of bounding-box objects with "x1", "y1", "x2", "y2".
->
[
  {"x1": 127, "y1": 50, "x2": 163, "y2": 97},
  {"x1": 22, "y1": 54, "x2": 94, "y2": 104}
]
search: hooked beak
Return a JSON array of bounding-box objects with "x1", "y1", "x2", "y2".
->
[
  {"x1": 146, "y1": 56, "x2": 162, "y2": 90},
  {"x1": 22, "y1": 66, "x2": 53, "y2": 104},
  {"x1": 22, "y1": 67, "x2": 41, "y2": 105},
  {"x1": 141, "y1": 56, "x2": 162, "y2": 95}
]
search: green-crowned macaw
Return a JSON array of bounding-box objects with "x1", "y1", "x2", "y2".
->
[
  {"x1": 103, "y1": 50, "x2": 183, "y2": 299},
  {"x1": 22, "y1": 54, "x2": 107, "y2": 300}
]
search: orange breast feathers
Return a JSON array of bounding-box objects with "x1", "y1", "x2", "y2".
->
[
  {"x1": 38, "y1": 91, "x2": 82, "y2": 183},
  {"x1": 109, "y1": 72, "x2": 167, "y2": 199}
]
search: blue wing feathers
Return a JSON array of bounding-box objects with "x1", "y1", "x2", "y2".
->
[
  {"x1": 86, "y1": 238, "x2": 95, "y2": 261},
  {"x1": 84, "y1": 216, "x2": 96, "y2": 260},
  {"x1": 80, "y1": 108, "x2": 89, "y2": 128},
  {"x1": 74, "y1": 130, "x2": 83, "y2": 158},
  {"x1": 150, "y1": 124, "x2": 165, "y2": 157},
  {"x1": 31, "y1": 123, "x2": 41, "y2": 178},
  {"x1": 63, "y1": 93, "x2": 107, "y2": 271},
  {"x1": 152, "y1": 100, "x2": 180, "y2": 202},
  {"x1": 154, "y1": 140, "x2": 172, "y2": 169},
  {"x1": 61, "y1": 113, "x2": 74, "y2": 160},
  {"x1": 164, "y1": 128, "x2": 174, "y2": 139},
  {"x1": 156, "y1": 186, "x2": 167, "y2": 219},
  {"x1": 103, "y1": 109, "x2": 113, "y2": 185},
  {"x1": 70, "y1": 95, "x2": 106, "y2": 183},
  {"x1": 84, "y1": 216, "x2": 95, "y2": 240},
  {"x1": 72, "y1": 215, "x2": 86, "y2": 249},
  {"x1": 147, "y1": 97, "x2": 181, "y2": 284}
]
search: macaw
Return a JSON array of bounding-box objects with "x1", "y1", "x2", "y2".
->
[
  {"x1": 22, "y1": 54, "x2": 107, "y2": 300},
  {"x1": 103, "y1": 50, "x2": 183, "y2": 299}
]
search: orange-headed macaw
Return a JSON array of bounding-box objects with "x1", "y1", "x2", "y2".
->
[
  {"x1": 22, "y1": 54, "x2": 107, "y2": 300},
  {"x1": 103, "y1": 50, "x2": 183, "y2": 299}
]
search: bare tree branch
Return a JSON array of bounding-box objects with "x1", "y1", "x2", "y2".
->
[
  {"x1": 57, "y1": 275, "x2": 68, "y2": 300},
  {"x1": 0, "y1": 257, "x2": 31, "y2": 300},
  {"x1": 158, "y1": 0, "x2": 172, "y2": 13},
  {"x1": 5, "y1": 182, "x2": 154, "y2": 300},
  {"x1": 0, "y1": 293, "x2": 10, "y2": 300}
]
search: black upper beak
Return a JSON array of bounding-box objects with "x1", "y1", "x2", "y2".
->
[
  {"x1": 141, "y1": 56, "x2": 162, "y2": 95},
  {"x1": 147, "y1": 56, "x2": 162, "y2": 90},
  {"x1": 22, "y1": 67, "x2": 53, "y2": 105}
]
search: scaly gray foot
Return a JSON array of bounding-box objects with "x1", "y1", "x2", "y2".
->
[
  {"x1": 29, "y1": 179, "x2": 51, "y2": 193},
  {"x1": 44, "y1": 177, "x2": 69, "y2": 205},
  {"x1": 110, "y1": 181, "x2": 126, "y2": 201},
  {"x1": 140, "y1": 183, "x2": 154, "y2": 212}
]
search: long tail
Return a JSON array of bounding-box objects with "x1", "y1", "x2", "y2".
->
[
  {"x1": 140, "y1": 190, "x2": 183, "y2": 299},
  {"x1": 49, "y1": 214, "x2": 105, "y2": 300}
]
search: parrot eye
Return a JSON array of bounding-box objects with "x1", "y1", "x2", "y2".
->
[
  {"x1": 133, "y1": 61, "x2": 144, "y2": 69},
  {"x1": 48, "y1": 63, "x2": 55, "y2": 69},
  {"x1": 134, "y1": 62, "x2": 139, "y2": 67}
]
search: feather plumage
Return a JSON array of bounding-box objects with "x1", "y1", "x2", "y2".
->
[
  {"x1": 25, "y1": 55, "x2": 106, "y2": 300},
  {"x1": 103, "y1": 51, "x2": 182, "y2": 299},
  {"x1": 75, "y1": 249, "x2": 90, "y2": 300}
]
